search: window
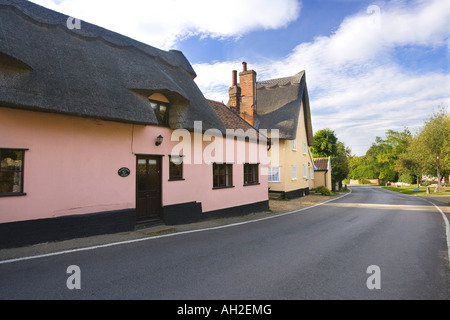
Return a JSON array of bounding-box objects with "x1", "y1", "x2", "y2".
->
[
  {"x1": 292, "y1": 165, "x2": 297, "y2": 180},
  {"x1": 303, "y1": 141, "x2": 307, "y2": 154},
  {"x1": 213, "y1": 163, "x2": 233, "y2": 188},
  {"x1": 149, "y1": 100, "x2": 169, "y2": 126},
  {"x1": 169, "y1": 155, "x2": 183, "y2": 180},
  {"x1": 244, "y1": 163, "x2": 259, "y2": 185},
  {"x1": 0, "y1": 149, "x2": 26, "y2": 196},
  {"x1": 303, "y1": 164, "x2": 307, "y2": 178},
  {"x1": 311, "y1": 167, "x2": 314, "y2": 180},
  {"x1": 268, "y1": 166, "x2": 280, "y2": 183},
  {"x1": 292, "y1": 139, "x2": 297, "y2": 151}
]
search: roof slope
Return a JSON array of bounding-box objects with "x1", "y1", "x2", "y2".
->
[
  {"x1": 0, "y1": 0, "x2": 225, "y2": 132},
  {"x1": 207, "y1": 99, "x2": 265, "y2": 140},
  {"x1": 256, "y1": 71, "x2": 313, "y2": 145},
  {"x1": 313, "y1": 157, "x2": 330, "y2": 171}
]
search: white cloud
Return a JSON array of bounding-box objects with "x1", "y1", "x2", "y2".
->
[
  {"x1": 193, "y1": 0, "x2": 450, "y2": 155},
  {"x1": 29, "y1": 0, "x2": 302, "y2": 49},
  {"x1": 29, "y1": 0, "x2": 449, "y2": 155},
  {"x1": 194, "y1": 60, "x2": 243, "y2": 101}
]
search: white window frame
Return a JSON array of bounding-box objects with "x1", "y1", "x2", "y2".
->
[
  {"x1": 292, "y1": 139, "x2": 297, "y2": 151},
  {"x1": 268, "y1": 166, "x2": 281, "y2": 183},
  {"x1": 292, "y1": 165, "x2": 297, "y2": 180},
  {"x1": 303, "y1": 164, "x2": 307, "y2": 178},
  {"x1": 303, "y1": 141, "x2": 307, "y2": 155}
]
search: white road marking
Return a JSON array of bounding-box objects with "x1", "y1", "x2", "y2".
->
[
  {"x1": 380, "y1": 187, "x2": 450, "y2": 267},
  {"x1": 423, "y1": 199, "x2": 450, "y2": 268},
  {"x1": 0, "y1": 191, "x2": 353, "y2": 265}
]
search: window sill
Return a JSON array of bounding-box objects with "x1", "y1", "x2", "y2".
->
[
  {"x1": 0, "y1": 192, "x2": 27, "y2": 197},
  {"x1": 168, "y1": 178, "x2": 185, "y2": 182},
  {"x1": 244, "y1": 182, "x2": 260, "y2": 186},
  {"x1": 212, "y1": 185, "x2": 235, "y2": 190}
]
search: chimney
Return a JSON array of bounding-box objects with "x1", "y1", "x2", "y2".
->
[
  {"x1": 238, "y1": 62, "x2": 257, "y2": 126},
  {"x1": 228, "y1": 70, "x2": 240, "y2": 113}
]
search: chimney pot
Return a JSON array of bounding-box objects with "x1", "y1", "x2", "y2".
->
[
  {"x1": 242, "y1": 62, "x2": 247, "y2": 72},
  {"x1": 232, "y1": 70, "x2": 237, "y2": 86}
]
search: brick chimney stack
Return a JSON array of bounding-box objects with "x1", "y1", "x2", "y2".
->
[
  {"x1": 229, "y1": 70, "x2": 240, "y2": 113},
  {"x1": 228, "y1": 62, "x2": 257, "y2": 126},
  {"x1": 238, "y1": 62, "x2": 257, "y2": 126},
  {"x1": 232, "y1": 70, "x2": 237, "y2": 86}
]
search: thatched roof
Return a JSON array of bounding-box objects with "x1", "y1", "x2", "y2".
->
[
  {"x1": 256, "y1": 71, "x2": 314, "y2": 145},
  {"x1": 0, "y1": 0, "x2": 225, "y2": 132}
]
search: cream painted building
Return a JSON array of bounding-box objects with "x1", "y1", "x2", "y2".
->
[
  {"x1": 228, "y1": 63, "x2": 315, "y2": 199},
  {"x1": 312, "y1": 157, "x2": 332, "y2": 190}
]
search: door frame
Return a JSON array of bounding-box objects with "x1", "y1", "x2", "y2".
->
[{"x1": 135, "y1": 154, "x2": 163, "y2": 223}]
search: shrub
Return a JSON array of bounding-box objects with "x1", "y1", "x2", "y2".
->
[
  {"x1": 398, "y1": 174, "x2": 414, "y2": 184},
  {"x1": 316, "y1": 186, "x2": 331, "y2": 196}
]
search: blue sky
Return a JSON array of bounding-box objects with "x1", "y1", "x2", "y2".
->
[{"x1": 30, "y1": 0, "x2": 450, "y2": 155}]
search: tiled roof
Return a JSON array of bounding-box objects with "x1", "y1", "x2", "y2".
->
[
  {"x1": 207, "y1": 99, "x2": 266, "y2": 140},
  {"x1": 314, "y1": 158, "x2": 330, "y2": 171}
]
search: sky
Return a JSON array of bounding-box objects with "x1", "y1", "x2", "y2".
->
[{"x1": 29, "y1": 0, "x2": 450, "y2": 156}]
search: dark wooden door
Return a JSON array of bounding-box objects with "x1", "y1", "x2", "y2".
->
[{"x1": 136, "y1": 155, "x2": 162, "y2": 222}]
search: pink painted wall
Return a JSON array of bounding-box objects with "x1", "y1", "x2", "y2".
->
[
  {"x1": 1, "y1": 107, "x2": 136, "y2": 223},
  {"x1": 159, "y1": 132, "x2": 268, "y2": 213},
  {"x1": 0, "y1": 107, "x2": 268, "y2": 224}
]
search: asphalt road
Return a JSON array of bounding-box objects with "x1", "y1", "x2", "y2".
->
[{"x1": 0, "y1": 186, "x2": 449, "y2": 300}]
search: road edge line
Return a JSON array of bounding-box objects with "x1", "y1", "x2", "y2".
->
[
  {"x1": 380, "y1": 187, "x2": 450, "y2": 267},
  {"x1": 0, "y1": 190, "x2": 353, "y2": 265},
  {"x1": 423, "y1": 199, "x2": 450, "y2": 268}
]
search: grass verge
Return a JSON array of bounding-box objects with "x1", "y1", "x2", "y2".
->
[{"x1": 381, "y1": 185, "x2": 449, "y2": 196}]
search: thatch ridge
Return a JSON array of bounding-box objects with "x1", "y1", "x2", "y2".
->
[
  {"x1": 256, "y1": 71, "x2": 313, "y2": 145},
  {"x1": 0, "y1": 0, "x2": 225, "y2": 132}
]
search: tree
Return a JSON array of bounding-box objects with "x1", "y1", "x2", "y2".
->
[
  {"x1": 399, "y1": 106, "x2": 450, "y2": 190},
  {"x1": 310, "y1": 128, "x2": 338, "y2": 158},
  {"x1": 420, "y1": 106, "x2": 449, "y2": 188},
  {"x1": 331, "y1": 141, "x2": 351, "y2": 189},
  {"x1": 355, "y1": 128, "x2": 412, "y2": 182},
  {"x1": 311, "y1": 128, "x2": 350, "y2": 190},
  {"x1": 395, "y1": 133, "x2": 427, "y2": 187},
  {"x1": 348, "y1": 155, "x2": 378, "y2": 180}
]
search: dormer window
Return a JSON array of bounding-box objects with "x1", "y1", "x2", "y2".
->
[
  {"x1": 148, "y1": 93, "x2": 170, "y2": 126},
  {"x1": 149, "y1": 101, "x2": 168, "y2": 126}
]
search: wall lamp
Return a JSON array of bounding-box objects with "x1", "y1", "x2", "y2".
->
[{"x1": 155, "y1": 135, "x2": 163, "y2": 146}]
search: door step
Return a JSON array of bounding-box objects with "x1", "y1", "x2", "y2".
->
[{"x1": 135, "y1": 219, "x2": 163, "y2": 231}]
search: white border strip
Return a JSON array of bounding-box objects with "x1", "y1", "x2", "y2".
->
[
  {"x1": 0, "y1": 190, "x2": 352, "y2": 265},
  {"x1": 423, "y1": 199, "x2": 450, "y2": 268}
]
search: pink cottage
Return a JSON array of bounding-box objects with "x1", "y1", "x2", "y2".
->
[{"x1": 0, "y1": 0, "x2": 268, "y2": 248}]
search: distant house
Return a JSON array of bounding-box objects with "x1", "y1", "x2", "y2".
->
[
  {"x1": 227, "y1": 63, "x2": 315, "y2": 199},
  {"x1": 0, "y1": 0, "x2": 268, "y2": 248},
  {"x1": 313, "y1": 157, "x2": 332, "y2": 189}
]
